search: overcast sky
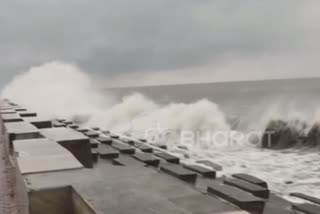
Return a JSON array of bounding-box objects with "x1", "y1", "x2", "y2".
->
[{"x1": 1, "y1": 0, "x2": 320, "y2": 87}]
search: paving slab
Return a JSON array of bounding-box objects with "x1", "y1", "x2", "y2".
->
[
  {"x1": 132, "y1": 152, "x2": 160, "y2": 167},
  {"x1": 207, "y1": 182, "x2": 265, "y2": 214},
  {"x1": 155, "y1": 152, "x2": 180, "y2": 164},
  {"x1": 183, "y1": 164, "x2": 216, "y2": 179},
  {"x1": 292, "y1": 203, "x2": 320, "y2": 214},
  {"x1": 41, "y1": 127, "x2": 92, "y2": 168},
  {"x1": 160, "y1": 164, "x2": 197, "y2": 184},
  {"x1": 196, "y1": 160, "x2": 223, "y2": 171},
  {"x1": 13, "y1": 138, "x2": 83, "y2": 174},
  {"x1": 224, "y1": 178, "x2": 270, "y2": 199},
  {"x1": 2, "y1": 113, "x2": 23, "y2": 122},
  {"x1": 232, "y1": 173, "x2": 268, "y2": 188},
  {"x1": 290, "y1": 193, "x2": 320, "y2": 205}
]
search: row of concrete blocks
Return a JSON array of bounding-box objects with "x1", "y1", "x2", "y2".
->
[
  {"x1": 85, "y1": 129, "x2": 320, "y2": 214},
  {"x1": 40, "y1": 118, "x2": 320, "y2": 214}
]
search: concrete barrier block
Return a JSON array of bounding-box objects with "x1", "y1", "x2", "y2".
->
[
  {"x1": 160, "y1": 164, "x2": 197, "y2": 184},
  {"x1": 41, "y1": 128, "x2": 93, "y2": 168},
  {"x1": 292, "y1": 203, "x2": 320, "y2": 214},
  {"x1": 53, "y1": 122, "x2": 66, "y2": 128},
  {"x1": 111, "y1": 141, "x2": 135, "y2": 154},
  {"x1": 207, "y1": 182, "x2": 265, "y2": 214},
  {"x1": 109, "y1": 134, "x2": 120, "y2": 139},
  {"x1": 224, "y1": 178, "x2": 269, "y2": 199},
  {"x1": 68, "y1": 124, "x2": 79, "y2": 129},
  {"x1": 19, "y1": 112, "x2": 37, "y2": 117},
  {"x1": 90, "y1": 139, "x2": 100, "y2": 148},
  {"x1": 91, "y1": 149, "x2": 98, "y2": 162},
  {"x1": 290, "y1": 193, "x2": 320, "y2": 205},
  {"x1": 84, "y1": 131, "x2": 100, "y2": 138},
  {"x1": 155, "y1": 152, "x2": 180, "y2": 164},
  {"x1": 25, "y1": 117, "x2": 52, "y2": 129},
  {"x1": 76, "y1": 128, "x2": 89, "y2": 133},
  {"x1": 132, "y1": 153, "x2": 160, "y2": 167},
  {"x1": 98, "y1": 145, "x2": 119, "y2": 159},
  {"x1": 196, "y1": 160, "x2": 223, "y2": 171},
  {"x1": 134, "y1": 142, "x2": 153, "y2": 153},
  {"x1": 2, "y1": 113, "x2": 24, "y2": 122},
  {"x1": 232, "y1": 174, "x2": 268, "y2": 188},
  {"x1": 183, "y1": 164, "x2": 216, "y2": 179},
  {"x1": 96, "y1": 136, "x2": 113, "y2": 145}
]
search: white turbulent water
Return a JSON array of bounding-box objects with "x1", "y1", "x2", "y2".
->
[{"x1": 2, "y1": 61, "x2": 320, "y2": 201}]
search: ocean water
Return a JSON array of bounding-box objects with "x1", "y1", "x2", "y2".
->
[
  {"x1": 2, "y1": 62, "x2": 320, "y2": 201},
  {"x1": 109, "y1": 78, "x2": 320, "y2": 201}
]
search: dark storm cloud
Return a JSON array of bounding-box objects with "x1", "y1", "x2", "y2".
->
[{"x1": 0, "y1": 0, "x2": 319, "y2": 83}]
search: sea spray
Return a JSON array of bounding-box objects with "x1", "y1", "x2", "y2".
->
[{"x1": 1, "y1": 61, "x2": 113, "y2": 120}]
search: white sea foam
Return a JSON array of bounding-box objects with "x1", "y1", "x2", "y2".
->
[{"x1": 2, "y1": 61, "x2": 320, "y2": 200}]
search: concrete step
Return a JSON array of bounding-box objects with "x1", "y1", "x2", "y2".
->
[
  {"x1": 232, "y1": 173, "x2": 268, "y2": 188},
  {"x1": 160, "y1": 164, "x2": 197, "y2": 184},
  {"x1": 90, "y1": 139, "x2": 100, "y2": 148},
  {"x1": 224, "y1": 178, "x2": 270, "y2": 199},
  {"x1": 183, "y1": 164, "x2": 216, "y2": 179},
  {"x1": 19, "y1": 112, "x2": 37, "y2": 117},
  {"x1": 133, "y1": 142, "x2": 153, "y2": 153},
  {"x1": 207, "y1": 182, "x2": 265, "y2": 214},
  {"x1": 91, "y1": 149, "x2": 98, "y2": 162}
]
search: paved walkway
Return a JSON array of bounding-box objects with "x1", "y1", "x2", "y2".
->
[{"x1": 0, "y1": 127, "x2": 18, "y2": 214}]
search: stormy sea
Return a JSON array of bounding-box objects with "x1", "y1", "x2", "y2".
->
[{"x1": 2, "y1": 62, "x2": 320, "y2": 202}]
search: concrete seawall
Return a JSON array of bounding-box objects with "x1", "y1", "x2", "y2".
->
[{"x1": 1, "y1": 100, "x2": 320, "y2": 214}]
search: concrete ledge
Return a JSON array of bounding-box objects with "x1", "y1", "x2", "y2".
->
[
  {"x1": 183, "y1": 164, "x2": 216, "y2": 179},
  {"x1": 223, "y1": 178, "x2": 269, "y2": 199},
  {"x1": 207, "y1": 182, "x2": 265, "y2": 214},
  {"x1": 232, "y1": 174, "x2": 268, "y2": 188},
  {"x1": 160, "y1": 164, "x2": 197, "y2": 184}
]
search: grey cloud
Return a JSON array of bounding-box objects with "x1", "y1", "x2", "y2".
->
[{"x1": 0, "y1": 0, "x2": 319, "y2": 85}]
